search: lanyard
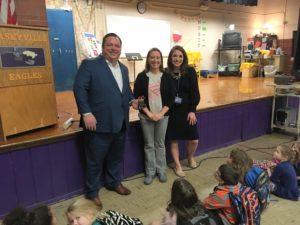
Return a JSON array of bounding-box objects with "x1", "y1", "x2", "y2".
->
[{"x1": 176, "y1": 78, "x2": 180, "y2": 96}]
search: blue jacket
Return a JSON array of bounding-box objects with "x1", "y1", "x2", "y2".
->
[{"x1": 74, "y1": 56, "x2": 134, "y2": 133}]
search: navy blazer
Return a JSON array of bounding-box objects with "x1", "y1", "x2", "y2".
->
[{"x1": 74, "y1": 56, "x2": 134, "y2": 133}]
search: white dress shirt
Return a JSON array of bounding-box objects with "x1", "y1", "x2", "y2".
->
[{"x1": 106, "y1": 60, "x2": 123, "y2": 92}]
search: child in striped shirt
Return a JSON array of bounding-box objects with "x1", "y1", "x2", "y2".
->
[{"x1": 203, "y1": 164, "x2": 240, "y2": 225}]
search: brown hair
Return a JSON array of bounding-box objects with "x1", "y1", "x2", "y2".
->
[
  {"x1": 228, "y1": 148, "x2": 253, "y2": 183},
  {"x1": 3, "y1": 205, "x2": 53, "y2": 225},
  {"x1": 145, "y1": 48, "x2": 164, "y2": 72},
  {"x1": 292, "y1": 142, "x2": 300, "y2": 164},
  {"x1": 167, "y1": 178, "x2": 205, "y2": 220},
  {"x1": 218, "y1": 164, "x2": 240, "y2": 185},
  {"x1": 167, "y1": 45, "x2": 189, "y2": 75}
]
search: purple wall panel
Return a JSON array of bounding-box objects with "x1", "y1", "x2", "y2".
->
[
  {"x1": 0, "y1": 98, "x2": 274, "y2": 218},
  {"x1": 123, "y1": 122, "x2": 145, "y2": 177},
  {"x1": 203, "y1": 111, "x2": 217, "y2": 150},
  {"x1": 288, "y1": 96, "x2": 299, "y2": 109},
  {"x1": 214, "y1": 110, "x2": 225, "y2": 146},
  {"x1": 223, "y1": 105, "x2": 243, "y2": 143},
  {"x1": 49, "y1": 142, "x2": 68, "y2": 197},
  {"x1": 242, "y1": 98, "x2": 272, "y2": 140},
  {"x1": 198, "y1": 105, "x2": 243, "y2": 154},
  {"x1": 12, "y1": 150, "x2": 36, "y2": 206},
  {"x1": 0, "y1": 137, "x2": 85, "y2": 218},
  {"x1": 260, "y1": 99, "x2": 273, "y2": 134},
  {"x1": 64, "y1": 138, "x2": 85, "y2": 193},
  {"x1": 0, "y1": 153, "x2": 18, "y2": 216},
  {"x1": 198, "y1": 111, "x2": 210, "y2": 151},
  {"x1": 30, "y1": 145, "x2": 54, "y2": 202}
]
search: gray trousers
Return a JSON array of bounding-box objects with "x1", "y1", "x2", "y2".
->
[{"x1": 139, "y1": 113, "x2": 169, "y2": 176}]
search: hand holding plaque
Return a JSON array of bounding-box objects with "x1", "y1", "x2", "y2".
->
[{"x1": 138, "y1": 96, "x2": 146, "y2": 110}]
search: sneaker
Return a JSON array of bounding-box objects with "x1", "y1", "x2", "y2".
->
[
  {"x1": 144, "y1": 175, "x2": 154, "y2": 185},
  {"x1": 158, "y1": 173, "x2": 167, "y2": 183}
]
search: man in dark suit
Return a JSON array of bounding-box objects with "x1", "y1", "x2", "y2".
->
[{"x1": 74, "y1": 33, "x2": 137, "y2": 208}]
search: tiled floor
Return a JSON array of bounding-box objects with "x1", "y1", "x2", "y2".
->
[{"x1": 51, "y1": 133, "x2": 300, "y2": 225}]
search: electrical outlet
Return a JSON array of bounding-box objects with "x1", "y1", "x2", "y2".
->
[{"x1": 63, "y1": 117, "x2": 73, "y2": 129}]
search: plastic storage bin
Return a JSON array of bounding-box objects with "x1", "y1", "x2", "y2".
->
[
  {"x1": 264, "y1": 65, "x2": 277, "y2": 77},
  {"x1": 242, "y1": 67, "x2": 259, "y2": 78}
]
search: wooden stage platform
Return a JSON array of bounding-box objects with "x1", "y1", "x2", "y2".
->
[
  {"x1": 0, "y1": 76, "x2": 276, "y2": 217},
  {"x1": 0, "y1": 77, "x2": 274, "y2": 151}
]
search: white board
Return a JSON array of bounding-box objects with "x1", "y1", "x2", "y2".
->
[{"x1": 106, "y1": 15, "x2": 171, "y2": 57}]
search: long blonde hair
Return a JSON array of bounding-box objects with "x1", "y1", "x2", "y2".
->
[{"x1": 66, "y1": 199, "x2": 101, "y2": 223}]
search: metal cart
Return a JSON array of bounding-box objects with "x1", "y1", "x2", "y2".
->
[{"x1": 271, "y1": 84, "x2": 300, "y2": 139}]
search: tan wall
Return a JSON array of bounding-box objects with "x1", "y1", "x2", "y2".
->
[
  {"x1": 45, "y1": 0, "x2": 300, "y2": 79},
  {"x1": 262, "y1": 0, "x2": 300, "y2": 39}
]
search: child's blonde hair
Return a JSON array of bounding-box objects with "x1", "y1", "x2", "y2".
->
[
  {"x1": 277, "y1": 144, "x2": 294, "y2": 161},
  {"x1": 66, "y1": 198, "x2": 101, "y2": 222},
  {"x1": 291, "y1": 142, "x2": 300, "y2": 164},
  {"x1": 228, "y1": 148, "x2": 253, "y2": 183}
]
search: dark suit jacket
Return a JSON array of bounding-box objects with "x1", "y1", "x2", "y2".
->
[{"x1": 74, "y1": 55, "x2": 134, "y2": 133}]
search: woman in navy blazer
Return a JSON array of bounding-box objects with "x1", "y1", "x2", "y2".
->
[{"x1": 74, "y1": 33, "x2": 137, "y2": 208}]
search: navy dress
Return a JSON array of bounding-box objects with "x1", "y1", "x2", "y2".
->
[{"x1": 167, "y1": 66, "x2": 200, "y2": 140}]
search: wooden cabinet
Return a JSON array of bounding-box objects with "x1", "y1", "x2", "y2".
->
[{"x1": 0, "y1": 25, "x2": 57, "y2": 141}]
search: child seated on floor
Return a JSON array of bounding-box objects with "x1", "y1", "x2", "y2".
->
[
  {"x1": 67, "y1": 198, "x2": 142, "y2": 225},
  {"x1": 3, "y1": 205, "x2": 56, "y2": 225},
  {"x1": 67, "y1": 198, "x2": 103, "y2": 225},
  {"x1": 291, "y1": 142, "x2": 300, "y2": 188},
  {"x1": 268, "y1": 144, "x2": 299, "y2": 201},
  {"x1": 151, "y1": 178, "x2": 223, "y2": 225},
  {"x1": 227, "y1": 148, "x2": 261, "y2": 185},
  {"x1": 203, "y1": 164, "x2": 240, "y2": 225},
  {"x1": 227, "y1": 148, "x2": 271, "y2": 211}
]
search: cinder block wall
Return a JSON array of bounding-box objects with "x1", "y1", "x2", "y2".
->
[{"x1": 15, "y1": 0, "x2": 47, "y2": 27}]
